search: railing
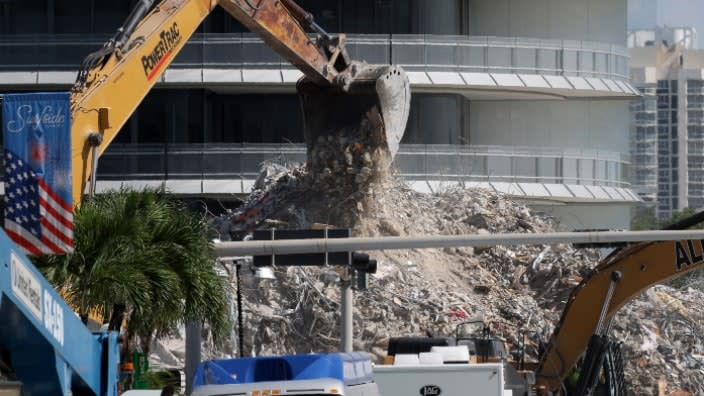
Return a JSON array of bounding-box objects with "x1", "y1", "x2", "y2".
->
[
  {"x1": 0, "y1": 33, "x2": 631, "y2": 81},
  {"x1": 95, "y1": 143, "x2": 630, "y2": 188},
  {"x1": 632, "y1": 153, "x2": 657, "y2": 161}
]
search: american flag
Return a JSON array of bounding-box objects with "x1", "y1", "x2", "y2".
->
[
  {"x1": 4, "y1": 150, "x2": 74, "y2": 255},
  {"x1": 2, "y1": 92, "x2": 74, "y2": 256}
]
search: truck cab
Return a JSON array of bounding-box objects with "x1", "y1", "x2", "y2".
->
[{"x1": 190, "y1": 352, "x2": 378, "y2": 396}]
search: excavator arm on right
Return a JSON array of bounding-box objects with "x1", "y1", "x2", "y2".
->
[{"x1": 536, "y1": 231, "x2": 704, "y2": 393}]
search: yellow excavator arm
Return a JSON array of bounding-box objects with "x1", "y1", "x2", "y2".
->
[
  {"x1": 70, "y1": 0, "x2": 410, "y2": 207},
  {"x1": 71, "y1": 0, "x2": 210, "y2": 206},
  {"x1": 536, "y1": 234, "x2": 704, "y2": 392}
]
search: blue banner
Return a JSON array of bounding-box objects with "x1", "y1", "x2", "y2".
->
[{"x1": 2, "y1": 92, "x2": 74, "y2": 255}]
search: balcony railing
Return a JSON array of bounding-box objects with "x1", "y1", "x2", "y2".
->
[
  {"x1": 95, "y1": 143, "x2": 630, "y2": 188},
  {"x1": 0, "y1": 33, "x2": 630, "y2": 81}
]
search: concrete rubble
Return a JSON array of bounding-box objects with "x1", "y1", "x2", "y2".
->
[{"x1": 152, "y1": 131, "x2": 704, "y2": 395}]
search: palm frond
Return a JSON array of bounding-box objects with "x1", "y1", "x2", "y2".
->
[{"x1": 33, "y1": 186, "x2": 232, "y2": 350}]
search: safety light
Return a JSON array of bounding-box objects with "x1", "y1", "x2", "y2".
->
[{"x1": 251, "y1": 388, "x2": 281, "y2": 396}]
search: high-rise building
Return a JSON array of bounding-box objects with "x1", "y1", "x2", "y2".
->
[
  {"x1": 630, "y1": 37, "x2": 704, "y2": 219},
  {"x1": 628, "y1": 0, "x2": 704, "y2": 220},
  {"x1": 0, "y1": 0, "x2": 639, "y2": 230}
]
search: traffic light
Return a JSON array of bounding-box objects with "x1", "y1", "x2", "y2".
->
[
  {"x1": 351, "y1": 252, "x2": 376, "y2": 290},
  {"x1": 351, "y1": 252, "x2": 377, "y2": 274}
]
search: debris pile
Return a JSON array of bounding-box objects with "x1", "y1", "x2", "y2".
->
[
  {"x1": 612, "y1": 285, "x2": 704, "y2": 395},
  {"x1": 154, "y1": 134, "x2": 704, "y2": 395},
  {"x1": 219, "y1": 177, "x2": 600, "y2": 361}
]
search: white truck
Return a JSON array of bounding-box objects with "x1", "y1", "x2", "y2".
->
[
  {"x1": 375, "y1": 361, "x2": 511, "y2": 396},
  {"x1": 190, "y1": 352, "x2": 380, "y2": 396},
  {"x1": 373, "y1": 344, "x2": 533, "y2": 396}
]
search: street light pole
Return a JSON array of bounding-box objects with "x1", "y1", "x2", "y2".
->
[
  {"x1": 340, "y1": 267, "x2": 353, "y2": 352},
  {"x1": 235, "y1": 262, "x2": 245, "y2": 358},
  {"x1": 185, "y1": 320, "x2": 201, "y2": 395}
]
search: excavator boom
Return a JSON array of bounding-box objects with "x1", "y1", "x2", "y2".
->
[
  {"x1": 71, "y1": 0, "x2": 410, "y2": 207},
  {"x1": 536, "y1": 236, "x2": 704, "y2": 392}
]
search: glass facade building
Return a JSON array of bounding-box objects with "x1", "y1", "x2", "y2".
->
[
  {"x1": 630, "y1": 85, "x2": 657, "y2": 203},
  {"x1": 0, "y1": 0, "x2": 639, "y2": 230},
  {"x1": 631, "y1": 43, "x2": 704, "y2": 220}
]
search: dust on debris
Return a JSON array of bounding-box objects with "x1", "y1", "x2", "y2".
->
[{"x1": 155, "y1": 128, "x2": 704, "y2": 396}]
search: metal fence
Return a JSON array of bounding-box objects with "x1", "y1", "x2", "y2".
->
[
  {"x1": 96, "y1": 143, "x2": 630, "y2": 187},
  {"x1": 0, "y1": 33, "x2": 630, "y2": 80}
]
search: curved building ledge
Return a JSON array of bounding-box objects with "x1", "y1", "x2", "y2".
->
[
  {"x1": 0, "y1": 68, "x2": 639, "y2": 100},
  {"x1": 402, "y1": 72, "x2": 638, "y2": 99},
  {"x1": 404, "y1": 180, "x2": 640, "y2": 204},
  {"x1": 57, "y1": 178, "x2": 639, "y2": 206}
]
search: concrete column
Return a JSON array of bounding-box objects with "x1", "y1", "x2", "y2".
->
[{"x1": 677, "y1": 73, "x2": 689, "y2": 210}]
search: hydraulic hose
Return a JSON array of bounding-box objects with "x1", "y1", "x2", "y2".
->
[{"x1": 115, "y1": 0, "x2": 155, "y2": 51}]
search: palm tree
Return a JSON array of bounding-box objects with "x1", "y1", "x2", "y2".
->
[{"x1": 32, "y1": 187, "x2": 230, "y2": 356}]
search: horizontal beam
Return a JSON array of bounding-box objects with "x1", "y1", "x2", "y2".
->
[{"x1": 213, "y1": 230, "x2": 704, "y2": 257}]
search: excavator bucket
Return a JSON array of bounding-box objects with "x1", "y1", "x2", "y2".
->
[{"x1": 297, "y1": 64, "x2": 410, "y2": 168}]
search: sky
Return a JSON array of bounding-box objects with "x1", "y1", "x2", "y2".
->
[{"x1": 629, "y1": 0, "x2": 704, "y2": 45}]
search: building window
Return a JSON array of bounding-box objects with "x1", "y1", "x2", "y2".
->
[
  {"x1": 658, "y1": 110, "x2": 669, "y2": 123},
  {"x1": 3, "y1": 0, "x2": 47, "y2": 34},
  {"x1": 658, "y1": 126, "x2": 669, "y2": 139},
  {"x1": 657, "y1": 95, "x2": 670, "y2": 109},
  {"x1": 94, "y1": 2, "x2": 132, "y2": 34},
  {"x1": 55, "y1": 0, "x2": 92, "y2": 34},
  {"x1": 403, "y1": 94, "x2": 465, "y2": 144},
  {"x1": 658, "y1": 141, "x2": 669, "y2": 153},
  {"x1": 689, "y1": 80, "x2": 704, "y2": 90}
]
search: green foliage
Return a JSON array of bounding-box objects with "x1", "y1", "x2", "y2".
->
[
  {"x1": 631, "y1": 206, "x2": 704, "y2": 230},
  {"x1": 31, "y1": 187, "x2": 231, "y2": 350},
  {"x1": 630, "y1": 206, "x2": 658, "y2": 230},
  {"x1": 663, "y1": 207, "x2": 702, "y2": 229}
]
